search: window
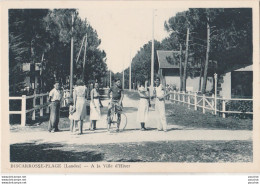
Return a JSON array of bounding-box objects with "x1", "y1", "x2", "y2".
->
[{"x1": 231, "y1": 71, "x2": 253, "y2": 98}]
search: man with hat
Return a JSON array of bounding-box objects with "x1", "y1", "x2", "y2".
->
[{"x1": 48, "y1": 80, "x2": 63, "y2": 133}]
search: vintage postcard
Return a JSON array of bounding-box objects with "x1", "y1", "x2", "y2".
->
[{"x1": 1, "y1": 0, "x2": 260, "y2": 173}]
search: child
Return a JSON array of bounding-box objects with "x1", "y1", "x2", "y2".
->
[{"x1": 68, "y1": 99, "x2": 76, "y2": 133}]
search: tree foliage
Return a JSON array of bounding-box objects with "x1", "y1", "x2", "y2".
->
[
  {"x1": 130, "y1": 40, "x2": 161, "y2": 85},
  {"x1": 164, "y1": 8, "x2": 252, "y2": 73},
  {"x1": 124, "y1": 8, "x2": 252, "y2": 92},
  {"x1": 162, "y1": 8, "x2": 252, "y2": 92},
  {"x1": 9, "y1": 9, "x2": 107, "y2": 95}
]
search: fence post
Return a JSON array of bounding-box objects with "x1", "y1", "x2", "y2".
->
[
  {"x1": 214, "y1": 94, "x2": 217, "y2": 115},
  {"x1": 182, "y1": 91, "x2": 184, "y2": 105},
  {"x1": 194, "y1": 92, "x2": 197, "y2": 111},
  {"x1": 202, "y1": 94, "x2": 205, "y2": 114},
  {"x1": 178, "y1": 92, "x2": 180, "y2": 104},
  {"x1": 222, "y1": 99, "x2": 226, "y2": 118},
  {"x1": 214, "y1": 73, "x2": 218, "y2": 115},
  {"x1": 32, "y1": 93, "x2": 36, "y2": 120},
  {"x1": 211, "y1": 94, "x2": 214, "y2": 114},
  {"x1": 21, "y1": 95, "x2": 26, "y2": 126},
  {"x1": 182, "y1": 91, "x2": 185, "y2": 105},
  {"x1": 40, "y1": 95, "x2": 43, "y2": 116},
  {"x1": 173, "y1": 90, "x2": 176, "y2": 103},
  {"x1": 188, "y1": 91, "x2": 191, "y2": 109}
]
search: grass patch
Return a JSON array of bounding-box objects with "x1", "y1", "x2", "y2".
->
[
  {"x1": 166, "y1": 103, "x2": 252, "y2": 130},
  {"x1": 124, "y1": 91, "x2": 252, "y2": 130}
]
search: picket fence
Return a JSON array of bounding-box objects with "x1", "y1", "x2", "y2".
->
[{"x1": 169, "y1": 91, "x2": 253, "y2": 118}]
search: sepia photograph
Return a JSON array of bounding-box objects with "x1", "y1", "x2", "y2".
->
[{"x1": 1, "y1": 0, "x2": 260, "y2": 173}]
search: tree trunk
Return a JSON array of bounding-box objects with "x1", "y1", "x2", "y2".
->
[
  {"x1": 202, "y1": 22, "x2": 210, "y2": 94},
  {"x1": 198, "y1": 58, "x2": 204, "y2": 92},
  {"x1": 70, "y1": 13, "x2": 74, "y2": 98}
]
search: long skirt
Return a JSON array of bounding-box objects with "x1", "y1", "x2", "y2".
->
[
  {"x1": 155, "y1": 98, "x2": 167, "y2": 131},
  {"x1": 48, "y1": 101, "x2": 60, "y2": 131},
  {"x1": 90, "y1": 99, "x2": 101, "y2": 120},
  {"x1": 136, "y1": 98, "x2": 149, "y2": 123},
  {"x1": 73, "y1": 97, "x2": 87, "y2": 121}
]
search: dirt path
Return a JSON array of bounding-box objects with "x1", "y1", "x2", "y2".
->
[{"x1": 10, "y1": 96, "x2": 252, "y2": 146}]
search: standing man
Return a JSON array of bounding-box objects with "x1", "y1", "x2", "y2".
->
[
  {"x1": 154, "y1": 77, "x2": 168, "y2": 132},
  {"x1": 48, "y1": 81, "x2": 63, "y2": 133},
  {"x1": 107, "y1": 78, "x2": 124, "y2": 132}
]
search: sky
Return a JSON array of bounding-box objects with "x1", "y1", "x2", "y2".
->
[{"x1": 79, "y1": 7, "x2": 188, "y2": 73}]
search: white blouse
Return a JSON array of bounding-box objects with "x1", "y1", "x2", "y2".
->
[
  {"x1": 49, "y1": 88, "x2": 63, "y2": 101},
  {"x1": 155, "y1": 84, "x2": 165, "y2": 98}
]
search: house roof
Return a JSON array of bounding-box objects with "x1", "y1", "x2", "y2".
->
[
  {"x1": 222, "y1": 64, "x2": 252, "y2": 74},
  {"x1": 157, "y1": 50, "x2": 182, "y2": 69},
  {"x1": 157, "y1": 50, "x2": 217, "y2": 70}
]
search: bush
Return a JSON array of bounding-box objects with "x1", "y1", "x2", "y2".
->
[{"x1": 225, "y1": 100, "x2": 253, "y2": 119}]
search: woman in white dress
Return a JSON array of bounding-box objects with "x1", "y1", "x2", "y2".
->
[
  {"x1": 136, "y1": 80, "x2": 150, "y2": 131},
  {"x1": 153, "y1": 77, "x2": 168, "y2": 132},
  {"x1": 73, "y1": 79, "x2": 87, "y2": 135},
  {"x1": 90, "y1": 82, "x2": 103, "y2": 131}
]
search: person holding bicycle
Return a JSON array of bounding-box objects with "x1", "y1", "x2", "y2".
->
[{"x1": 107, "y1": 78, "x2": 124, "y2": 132}]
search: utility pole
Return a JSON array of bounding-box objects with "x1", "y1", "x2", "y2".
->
[
  {"x1": 202, "y1": 22, "x2": 210, "y2": 94},
  {"x1": 69, "y1": 12, "x2": 74, "y2": 97},
  {"x1": 82, "y1": 32, "x2": 87, "y2": 82},
  {"x1": 151, "y1": 9, "x2": 155, "y2": 88},
  {"x1": 179, "y1": 44, "x2": 183, "y2": 91},
  {"x1": 183, "y1": 28, "x2": 189, "y2": 92}
]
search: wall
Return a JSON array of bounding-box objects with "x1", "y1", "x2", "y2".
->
[
  {"x1": 164, "y1": 75, "x2": 213, "y2": 92},
  {"x1": 219, "y1": 72, "x2": 231, "y2": 98},
  {"x1": 219, "y1": 65, "x2": 252, "y2": 98}
]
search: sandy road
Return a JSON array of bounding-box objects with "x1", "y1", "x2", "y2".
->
[{"x1": 10, "y1": 96, "x2": 252, "y2": 146}]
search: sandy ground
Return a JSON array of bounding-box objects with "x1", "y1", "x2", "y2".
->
[{"x1": 10, "y1": 96, "x2": 252, "y2": 146}]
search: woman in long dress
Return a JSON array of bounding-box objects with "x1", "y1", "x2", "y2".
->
[
  {"x1": 90, "y1": 82, "x2": 103, "y2": 131},
  {"x1": 73, "y1": 79, "x2": 87, "y2": 135},
  {"x1": 136, "y1": 80, "x2": 150, "y2": 131}
]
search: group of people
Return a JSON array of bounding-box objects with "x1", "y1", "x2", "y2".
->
[{"x1": 47, "y1": 76, "x2": 169, "y2": 134}]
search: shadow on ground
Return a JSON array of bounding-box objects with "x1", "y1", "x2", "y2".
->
[
  {"x1": 10, "y1": 142, "x2": 104, "y2": 162},
  {"x1": 10, "y1": 140, "x2": 252, "y2": 162}
]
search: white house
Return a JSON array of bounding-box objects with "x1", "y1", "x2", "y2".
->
[{"x1": 218, "y1": 64, "x2": 252, "y2": 99}]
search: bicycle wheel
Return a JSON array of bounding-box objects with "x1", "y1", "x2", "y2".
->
[{"x1": 118, "y1": 112, "x2": 127, "y2": 131}]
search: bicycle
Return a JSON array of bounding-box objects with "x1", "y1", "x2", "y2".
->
[{"x1": 107, "y1": 102, "x2": 127, "y2": 132}]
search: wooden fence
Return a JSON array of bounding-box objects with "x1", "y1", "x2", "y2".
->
[
  {"x1": 9, "y1": 90, "x2": 71, "y2": 126},
  {"x1": 8, "y1": 88, "x2": 111, "y2": 126},
  {"x1": 169, "y1": 91, "x2": 253, "y2": 118},
  {"x1": 9, "y1": 93, "x2": 49, "y2": 126}
]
